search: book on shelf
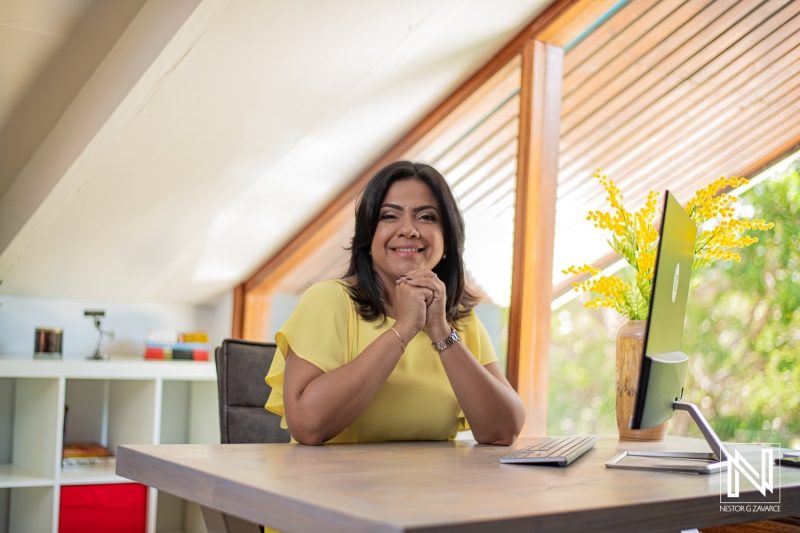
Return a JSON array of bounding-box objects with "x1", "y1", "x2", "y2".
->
[
  {"x1": 62, "y1": 442, "x2": 115, "y2": 468},
  {"x1": 147, "y1": 329, "x2": 209, "y2": 343},
  {"x1": 180, "y1": 332, "x2": 209, "y2": 343},
  {"x1": 144, "y1": 330, "x2": 210, "y2": 361},
  {"x1": 62, "y1": 456, "x2": 116, "y2": 467},
  {"x1": 144, "y1": 343, "x2": 209, "y2": 361}
]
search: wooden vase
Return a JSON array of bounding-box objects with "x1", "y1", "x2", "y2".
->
[{"x1": 615, "y1": 320, "x2": 667, "y2": 441}]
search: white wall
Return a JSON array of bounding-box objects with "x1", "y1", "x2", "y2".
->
[
  {"x1": 473, "y1": 302, "x2": 503, "y2": 359},
  {"x1": 196, "y1": 290, "x2": 234, "y2": 353},
  {"x1": 0, "y1": 291, "x2": 232, "y2": 357},
  {"x1": 270, "y1": 293, "x2": 300, "y2": 340}
]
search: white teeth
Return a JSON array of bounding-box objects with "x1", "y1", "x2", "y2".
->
[{"x1": 396, "y1": 248, "x2": 418, "y2": 252}]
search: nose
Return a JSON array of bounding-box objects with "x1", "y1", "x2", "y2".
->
[{"x1": 397, "y1": 214, "x2": 419, "y2": 238}]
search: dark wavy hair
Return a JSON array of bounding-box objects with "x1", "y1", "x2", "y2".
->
[{"x1": 344, "y1": 160, "x2": 478, "y2": 327}]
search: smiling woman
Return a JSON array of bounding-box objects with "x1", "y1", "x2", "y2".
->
[
  {"x1": 347, "y1": 161, "x2": 472, "y2": 324},
  {"x1": 264, "y1": 161, "x2": 526, "y2": 445}
]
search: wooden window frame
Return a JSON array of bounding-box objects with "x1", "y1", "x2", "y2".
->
[{"x1": 507, "y1": 39, "x2": 563, "y2": 437}]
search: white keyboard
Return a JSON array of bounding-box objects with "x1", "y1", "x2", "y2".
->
[{"x1": 500, "y1": 435, "x2": 598, "y2": 467}]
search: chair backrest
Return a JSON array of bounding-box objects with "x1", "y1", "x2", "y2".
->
[{"x1": 215, "y1": 339, "x2": 290, "y2": 444}]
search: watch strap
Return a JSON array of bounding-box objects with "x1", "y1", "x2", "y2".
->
[{"x1": 432, "y1": 327, "x2": 460, "y2": 353}]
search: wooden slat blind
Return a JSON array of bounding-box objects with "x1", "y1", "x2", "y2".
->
[{"x1": 553, "y1": 0, "x2": 800, "y2": 286}]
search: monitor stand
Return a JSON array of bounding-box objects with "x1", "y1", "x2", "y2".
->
[{"x1": 605, "y1": 402, "x2": 729, "y2": 474}]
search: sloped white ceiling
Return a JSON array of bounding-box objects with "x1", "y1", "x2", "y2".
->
[
  {"x1": 0, "y1": 0, "x2": 551, "y2": 304},
  {"x1": 0, "y1": 0, "x2": 93, "y2": 126}
]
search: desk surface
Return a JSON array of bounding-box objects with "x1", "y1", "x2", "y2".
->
[{"x1": 117, "y1": 436, "x2": 800, "y2": 533}]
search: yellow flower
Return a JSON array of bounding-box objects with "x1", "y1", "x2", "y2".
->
[
  {"x1": 586, "y1": 171, "x2": 633, "y2": 237},
  {"x1": 563, "y1": 172, "x2": 773, "y2": 320},
  {"x1": 562, "y1": 264, "x2": 601, "y2": 277},
  {"x1": 686, "y1": 176, "x2": 748, "y2": 224}
]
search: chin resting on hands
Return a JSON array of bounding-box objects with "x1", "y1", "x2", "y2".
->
[
  {"x1": 396, "y1": 269, "x2": 450, "y2": 341},
  {"x1": 393, "y1": 277, "x2": 433, "y2": 338}
]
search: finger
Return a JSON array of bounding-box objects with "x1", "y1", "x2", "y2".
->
[
  {"x1": 408, "y1": 287, "x2": 437, "y2": 307},
  {"x1": 404, "y1": 277, "x2": 444, "y2": 294},
  {"x1": 406, "y1": 285, "x2": 433, "y2": 300},
  {"x1": 407, "y1": 283, "x2": 443, "y2": 305},
  {"x1": 403, "y1": 269, "x2": 435, "y2": 280}
]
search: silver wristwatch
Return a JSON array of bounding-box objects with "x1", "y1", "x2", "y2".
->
[{"x1": 431, "y1": 327, "x2": 460, "y2": 353}]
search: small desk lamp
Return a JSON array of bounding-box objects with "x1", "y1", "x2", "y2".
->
[{"x1": 85, "y1": 310, "x2": 114, "y2": 360}]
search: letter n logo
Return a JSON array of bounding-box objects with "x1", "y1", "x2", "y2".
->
[{"x1": 728, "y1": 449, "x2": 774, "y2": 498}]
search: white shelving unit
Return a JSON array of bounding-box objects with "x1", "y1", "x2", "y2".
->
[{"x1": 0, "y1": 355, "x2": 219, "y2": 533}]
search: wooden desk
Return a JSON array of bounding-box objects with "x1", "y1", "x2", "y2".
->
[{"x1": 117, "y1": 436, "x2": 800, "y2": 533}]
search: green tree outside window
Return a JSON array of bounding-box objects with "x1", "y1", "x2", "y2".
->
[{"x1": 548, "y1": 161, "x2": 800, "y2": 449}]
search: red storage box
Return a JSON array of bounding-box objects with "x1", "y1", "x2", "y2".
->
[{"x1": 60, "y1": 483, "x2": 147, "y2": 533}]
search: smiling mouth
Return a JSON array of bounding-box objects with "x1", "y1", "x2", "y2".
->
[{"x1": 392, "y1": 247, "x2": 424, "y2": 253}]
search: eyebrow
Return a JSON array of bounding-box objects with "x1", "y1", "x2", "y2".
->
[{"x1": 381, "y1": 203, "x2": 440, "y2": 214}]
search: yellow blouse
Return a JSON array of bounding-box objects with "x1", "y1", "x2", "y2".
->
[{"x1": 264, "y1": 279, "x2": 498, "y2": 443}]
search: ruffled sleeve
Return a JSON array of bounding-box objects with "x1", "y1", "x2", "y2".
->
[
  {"x1": 265, "y1": 281, "x2": 352, "y2": 428},
  {"x1": 456, "y1": 310, "x2": 499, "y2": 432}
]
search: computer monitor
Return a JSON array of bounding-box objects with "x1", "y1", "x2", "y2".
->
[
  {"x1": 631, "y1": 190, "x2": 695, "y2": 431},
  {"x1": 606, "y1": 191, "x2": 729, "y2": 474}
]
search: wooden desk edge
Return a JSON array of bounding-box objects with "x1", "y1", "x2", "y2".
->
[{"x1": 116, "y1": 445, "x2": 401, "y2": 533}]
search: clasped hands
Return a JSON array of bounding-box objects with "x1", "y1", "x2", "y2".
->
[{"x1": 393, "y1": 269, "x2": 451, "y2": 343}]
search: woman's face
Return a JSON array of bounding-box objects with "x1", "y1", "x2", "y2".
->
[{"x1": 370, "y1": 179, "x2": 445, "y2": 285}]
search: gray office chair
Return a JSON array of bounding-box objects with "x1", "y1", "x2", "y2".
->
[
  {"x1": 211, "y1": 339, "x2": 290, "y2": 533},
  {"x1": 215, "y1": 338, "x2": 290, "y2": 444}
]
